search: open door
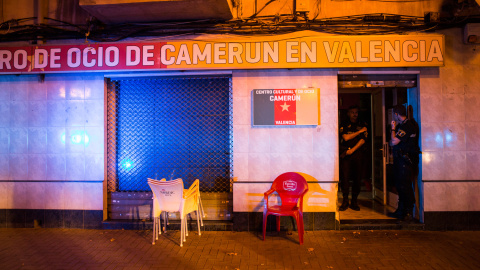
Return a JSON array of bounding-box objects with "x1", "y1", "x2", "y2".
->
[
  {"x1": 372, "y1": 89, "x2": 387, "y2": 205},
  {"x1": 372, "y1": 86, "x2": 420, "y2": 209}
]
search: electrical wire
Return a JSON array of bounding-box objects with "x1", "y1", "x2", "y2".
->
[
  {"x1": 248, "y1": 0, "x2": 278, "y2": 20},
  {"x1": 1, "y1": 12, "x2": 480, "y2": 43}
]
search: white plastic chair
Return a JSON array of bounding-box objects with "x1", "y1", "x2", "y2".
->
[
  {"x1": 148, "y1": 178, "x2": 177, "y2": 234},
  {"x1": 148, "y1": 179, "x2": 201, "y2": 246},
  {"x1": 148, "y1": 178, "x2": 182, "y2": 244},
  {"x1": 182, "y1": 179, "x2": 202, "y2": 239},
  {"x1": 186, "y1": 179, "x2": 204, "y2": 227},
  {"x1": 148, "y1": 178, "x2": 205, "y2": 230}
]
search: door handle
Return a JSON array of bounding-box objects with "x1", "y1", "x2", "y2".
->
[{"x1": 385, "y1": 143, "x2": 390, "y2": 163}]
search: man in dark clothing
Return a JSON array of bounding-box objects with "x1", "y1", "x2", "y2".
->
[
  {"x1": 388, "y1": 104, "x2": 420, "y2": 221},
  {"x1": 339, "y1": 105, "x2": 368, "y2": 211}
]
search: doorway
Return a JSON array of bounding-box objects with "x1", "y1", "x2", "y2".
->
[{"x1": 337, "y1": 73, "x2": 421, "y2": 222}]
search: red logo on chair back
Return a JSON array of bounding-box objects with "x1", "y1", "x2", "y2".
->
[
  {"x1": 283, "y1": 180, "x2": 297, "y2": 191},
  {"x1": 160, "y1": 189, "x2": 174, "y2": 196}
]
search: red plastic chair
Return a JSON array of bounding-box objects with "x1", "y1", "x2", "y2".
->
[{"x1": 263, "y1": 172, "x2": 309, "y2": 245}]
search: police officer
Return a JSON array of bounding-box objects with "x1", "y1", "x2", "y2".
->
[
  {"x1": 388, "y1": 104, "x2": 419, "y2": 221},
  {"x1": 339, "y1": 105, "x2": 368, "y2": 211}
]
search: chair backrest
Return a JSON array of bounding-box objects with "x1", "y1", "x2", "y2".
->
[
  {"x1": 148, "y1": 178, "x2": 181, "y2": 184},
  {"x1": 148, "y1": 180, "x2": 184, "y2": 212},
  {"x1": 147, "y1": 178, "x2": 166, "y2": 183},
  {"x1": 183, "y1": 179, "x2": 200, "y2": 214},
  {"x1": 270, "y1": 172, "x2": 308, "y2": 207}
]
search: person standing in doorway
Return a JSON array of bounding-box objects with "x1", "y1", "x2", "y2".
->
[
  {"x1": 388, "y1": 104, "x2": 420, "y2": 221},
  {"x1": 339, "y1": 105, "x2": 368, "y2": 211}
]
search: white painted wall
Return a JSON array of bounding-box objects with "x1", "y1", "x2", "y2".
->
[
  {"x1": 232, "y1": 69, "x2": 339, "y2": 212},
  {"x1": 420, "y1": 28, "x2": 480, "y2": 212}
]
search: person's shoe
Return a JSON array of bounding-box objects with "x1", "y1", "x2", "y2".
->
[
  {"x1": 401, "y1": 212, "x2": 413, "y2": 222},
  {"x1": 349, "y1": 199, "x2": 360, "y2": 211},
  {"x1": 387, "y1": 207, "x2": 404, "y2": 219},
  {"x1": 387, "y1": 211, "x2": 401, "y2": 219},
  {"x1": 339, "y1": 198, "x2": 349, "y2": 211},
  {"x1": 399, "y1": 208, "x2": 414, "y2": 222}
]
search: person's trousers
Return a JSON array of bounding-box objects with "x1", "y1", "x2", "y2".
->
[
  {"x1": 340, "y1": 152, "x2": 363, "y2": 198},
  {"x1": 393, "y1": 159, "x2": 418, "y2": 212}
]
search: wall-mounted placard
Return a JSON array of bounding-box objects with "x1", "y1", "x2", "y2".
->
[{"x1": 252, "y1": 88, "x2": 320, "y2": 126}]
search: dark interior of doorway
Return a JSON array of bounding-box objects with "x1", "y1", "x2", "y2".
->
[
  {"x1": 339, "y1": 92, "x2": 394, "y2": 221},
  {"x1": 339, "y1": 92, "x2": 372, "y2": 192}
]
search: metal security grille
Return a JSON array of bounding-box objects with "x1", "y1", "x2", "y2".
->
[{"x1": 106, "y1": 75, "x2": 233, "y2": 192}]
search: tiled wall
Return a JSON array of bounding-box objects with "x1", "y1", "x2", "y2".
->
[
  {"x1": 420, "y1": 28, "x2": 480, "y2": 212},
  {"x1": 0, "y1": 74, "x2": 104, "y2": 222},
  {"x1": 2, "y1": 28, "x2": 479, "y2": 229},
  {"x1": 232, "y1": 69, "x2": 339, "y2": 213}
]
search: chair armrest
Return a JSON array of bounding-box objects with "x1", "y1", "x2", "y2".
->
[
  {"x1": 264, "y1": 188, "x2": 275, "y2": 209},
  {"x1": 184, "y1": 191, "x2": 197, "y2": 201},
  {"x1": 183, "y1": 185, "x2": 199, "y2": 206},
  {"x1": 298, "y1": 189, "x2": 309, "y2": 211},
  {"x1": 183, "y1": 179, "x2": 200, "y2": 198},
  {"x1": 264, "y1": 188, "x2": 275, "y2": 196}
]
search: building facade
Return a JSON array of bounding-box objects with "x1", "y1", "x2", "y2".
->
[{"x1": 1, "y1": 0, "x2": 480, "y2": 230}]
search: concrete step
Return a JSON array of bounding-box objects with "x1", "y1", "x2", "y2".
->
[
  {"x1": 103, "y1": 218, "x2": 425, "y2": 231},
  {"x1": 103, "y1": 219, "x2": 233, "y2": 231},
  {"x1": 108, "y1": 191, "x2": 233, "y2": 220},
  {"x1": 340, "y1": 218, "x2": 425, "y2": 230}
]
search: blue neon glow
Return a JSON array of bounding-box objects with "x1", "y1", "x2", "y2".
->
[
  {"x1": 65, "y1": 130, "x2": 90, "y2": 146},
  {"x1": 72, "y1": 134, "x2": 82, "y2": 144},
  {"x1": 61, "y1": 131, "x2": 90, "y2": 146},
  {"x1": 435, "y1": 133, "x2": 443, "y2": 145},
  {"x1": 120, "y1": 158, "x2": 134, "y2": 171},
  {"x1": 445, "y1": 133, "x2": 452, "y2": 143}
]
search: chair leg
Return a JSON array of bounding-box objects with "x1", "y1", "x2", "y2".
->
[
  {"x1": 163, "y1": 212, "x2": 167, "y2": 233},
  {"x1": 297, "y1": 214, "x2": 305, "y2": 245},
  {"x1": 155, "y1": 217, "x2": 157, "y2": 236},
  {"x1": 157, "y1": 215, "x2": 161, "y2": 238},
  {"x1": 199, "y1": 197, "x2": 204, "y2": 226},
  {"x1": 294, "y1": 215, "x2": 300, "y2": 245},
  {"x1": 180, "y1": 218, "x2": 184, "y2": 247},
  {"x1": 152, "y1": 217, "x2": 156, "y2": 245},
  {"x1": 197, "y1": 210, "x2": 201, "y2": 236},
  {"x1": 276, "y1": 216, "x2": 281, "y2": 232},
  {"x1": 183, "y1": 216, "x2": 187, "y2": 242},
  {"x1": 262, "y1": 212, "x2": 268, "y2": 241}
]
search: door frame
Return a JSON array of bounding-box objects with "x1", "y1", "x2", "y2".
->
[{"x1": 338, "y1": 71, "x2": 422, "y2": 220}]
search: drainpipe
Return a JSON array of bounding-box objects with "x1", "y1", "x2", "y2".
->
[{"x1": 37, "y1": 0, "x2": 47, "y2": 44}]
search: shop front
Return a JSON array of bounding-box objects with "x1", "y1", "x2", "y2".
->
[{"x1": 1, "y1": 29, "x2": 479, "y2": 230}]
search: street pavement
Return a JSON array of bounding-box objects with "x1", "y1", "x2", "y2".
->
[{"x1": 1, "y1": 228, "x2": 479, "y2": 269}]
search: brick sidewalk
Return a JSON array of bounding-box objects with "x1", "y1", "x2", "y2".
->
[{"x1": 1, "y1": 228, "x2": 479, "y2": 269}]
